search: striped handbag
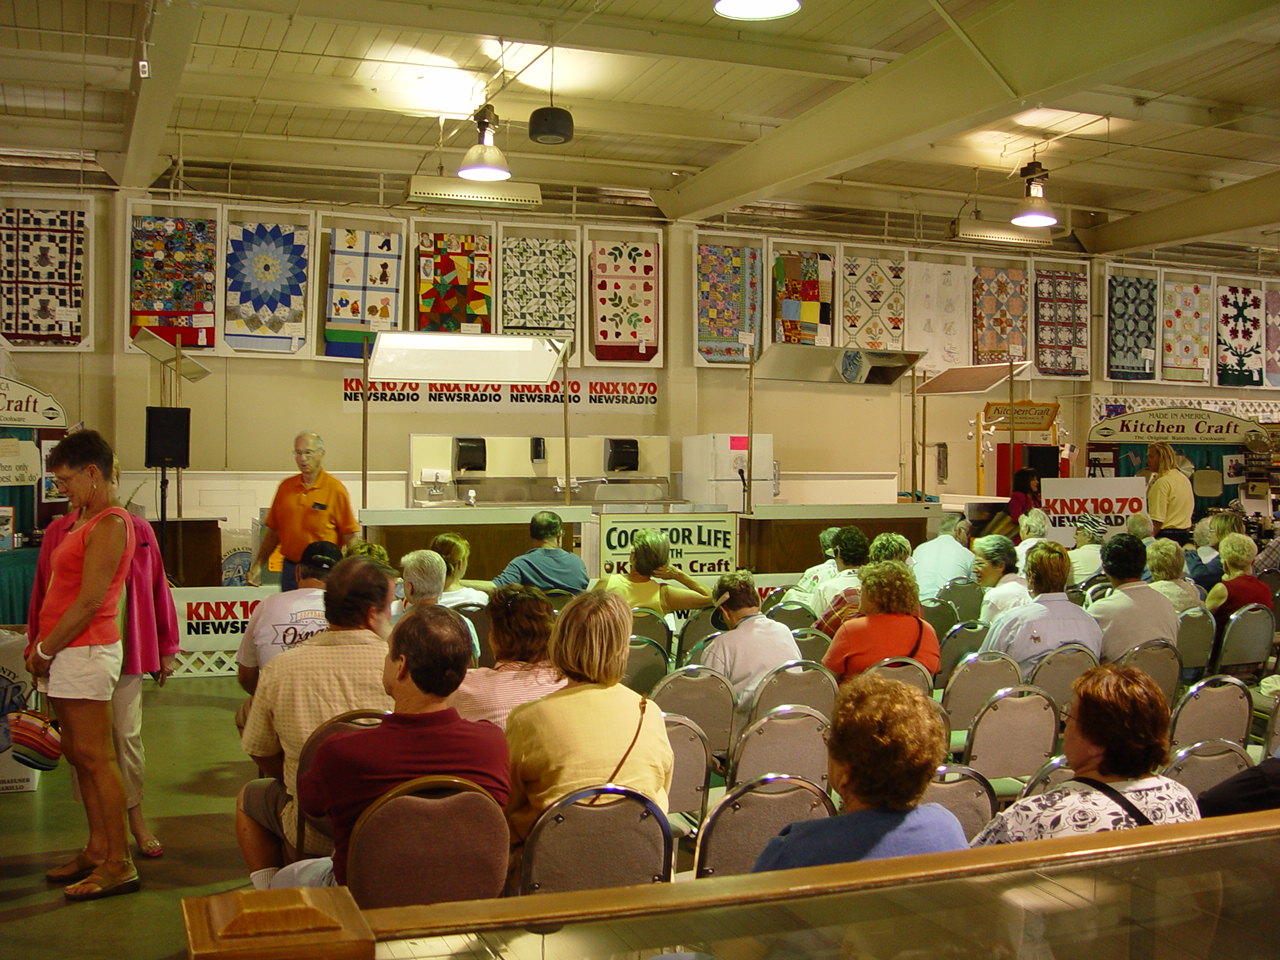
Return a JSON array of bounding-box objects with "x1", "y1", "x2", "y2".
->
[{"x1": 6, "y1": 691, "x2": 61, "y2": 771}]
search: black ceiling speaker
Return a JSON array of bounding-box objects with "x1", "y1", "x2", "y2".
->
[{"x1": 529, "y1": 106, "x2": 574, "y2": 145}]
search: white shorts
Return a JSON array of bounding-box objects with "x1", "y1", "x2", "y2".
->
[{"x1": 39, "y1": 643, "x2": 124, "y2": 701}]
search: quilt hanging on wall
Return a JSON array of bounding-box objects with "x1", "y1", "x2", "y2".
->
[
  {"x1": 905, "y1": 261, "x2": 969, "y2": 374},
  {"x1": 1032, "y1": 269, "x2": 1088, "y2": 377},
  {"x1": 130, "y1": 215, "x2": 218, "y2": 347},
  {"x1": 1266, "y1": 290, "x2": 1280, "y2": 388},
  {"x1": 971, "y1": 266, "x2": 1027, "y2": 364},
  {"x1": 1160, "y1": 280, "x2": 1212, "y2": 383},
  {"x1": 325, "y1": 228, "x2": 401, "y2": 358},
  {"x1": 416, "y1": 232, "x2": 492, "y2": 333},
  {"x1": 773, "y1": 251, "x2": 833, "y2": 346},
  {"x1": 1105, "y1": 275, "x2": 1158, "y2": 380},
  {"x1": 590, "y1": 240, "x2": 659, "y2": 363},
  {"x1": 843, "y1": 255, "x2": 905, "y2": 350},
  {"x1": 224, "y1": 222, "x2": 309, "y2": 353},
  {"x1": 0, "y1": 208, "x2": 86, "y2": 347},
  {"x1": 500, "y1": 236, "x2": 577, "y2": 336},
  {"x1": 1216, "y1": 284, "x2": 1264, "y2": 387},
  {"x1": 695, "y1": 244, "x2": 761, "y2": 364}
]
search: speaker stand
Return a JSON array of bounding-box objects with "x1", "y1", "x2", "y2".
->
[{"x1": 158, "y1": 466, "x2": 169, "y2": 572}]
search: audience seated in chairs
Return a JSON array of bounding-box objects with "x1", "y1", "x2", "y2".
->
[
  {"x1": 1068, "y1": 514, "x2": 1107, "y2": 585},
  {"x1": 1087, "y1": 534, "x2": 1179, "y2": 661},
  {"x1": 1205, "y1": 532, "x2": 1273, "y2": 635},
  {"x1": 812, "y1": 525, "x2": 871, "y2": 638},
  {"x1": 505, "y1": 590, "x2": 673, "y2": 871},
  {"x1": 450, "y1": 585, "x2": 567, "y2": 729},
  {"x1": 912, "y1": 514, "x2": 974, "y2": 601},
  {"x1": 599, "y1": 528, "x2": 714, "y2": 616},
  {"x1": 752, "y1": 674, "x2": 966, "y2": 872},
  {"x1": 972, "y1": 535, "x2": 1031, "y2": 623},
  {"x1": 1146, "y1": 538, "x2": 1205, "y2": 614},
  {"x1": 971, "y1": 664, "x2": 1199, "y2": 846},
  {"x1": 980, "y1": 542, "x2": 1102, "y2": 677},
  {"x1": 780, "y1": 526, "x2": 841, "y2": 609},
  {"x1": 822, "y1": 561, "x2": 940, "y2": 683},
  {"x1": 1185, "y1": 513, "x2": 1245, "y2": 593},
  {"x1": 269, "y1": 606, "x2": 510, "y2": 889},
  {"x1": 236, "y1": 556, "x2": 397, "y2": 889},
  {"x1": 429, "y1": 532, "x2": 490, "y2": 607},
  {"x1": 691, "y1": 569, "x2": 800, "y2": 699}
]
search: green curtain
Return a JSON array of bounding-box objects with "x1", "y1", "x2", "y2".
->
[{"x1": 1115, "y1": 442, "x2": 1236, "y2": 516}]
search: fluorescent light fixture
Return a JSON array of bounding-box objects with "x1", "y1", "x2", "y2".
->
[
  {"x1": 714, "y1": 0, "x2": 800, "y2": 19},
  {"x1": 369, "y1": 331, "x2": 571, "y2": 384},
  {"x1": 1011, "y1": 160, "x2": 1058, "y2": 228},
  {"x1": 458, "y1": 103, "x2": 511, "y2": 181}
]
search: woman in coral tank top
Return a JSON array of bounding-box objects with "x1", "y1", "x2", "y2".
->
[{"x1": 25, "y1": 430, "x2": 137, "y2": 901}]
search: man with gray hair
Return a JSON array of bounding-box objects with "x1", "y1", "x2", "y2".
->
[
  {"x1": 249, "y1": 431, "x2": 358, "y2": 591},
  {"x1": 1126, "y1": 512, "x2": 1156, "y2": 545},
  {"x1": 912, "y1": 513, "x2": 973, "y2": 600},
  {"x1": 695, "y1": 569, "x2": 801, "y2": 700},
  {"x1": 399, "y1": 549, "x2": 479, "y2": 658}
]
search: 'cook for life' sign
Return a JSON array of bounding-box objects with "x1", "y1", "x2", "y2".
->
[
  {"x1": 340, "y1": 371, "x2": 660, "y2": 415},
  {"x1": 1040, "y1": 478, "x2": 1148, "y2": 547},
  {"x1": 598, "y1": 513, "x2": 737, "y2": 578}
]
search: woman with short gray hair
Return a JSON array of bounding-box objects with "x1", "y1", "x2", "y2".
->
[{"x1": 972, "y1": 534, "x2": 1030, "y2": 623}]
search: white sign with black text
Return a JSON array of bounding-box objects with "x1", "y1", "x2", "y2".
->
[{"x1": 1040, "y1": 478, "x2": 1148, "y2": 547}]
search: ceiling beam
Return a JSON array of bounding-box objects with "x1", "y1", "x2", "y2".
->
[
  {"x1": 650, "y1": 0, "x2": 1280, "y2": 222},
  {"x1": 98, "y1": 0, "x2": 202, "y2": 188},
  {"x1": 1076, "y1": 169, "x2": 1280, "y2": 254},
  {"x1": 202, "y1": 0, "x2": 891, "y2": 81},
  {"x1": 0, "y1": 50, "x2": 129, "y2": 90},
  {"x1": 1054, "y1": 87, "x2": 1280, "y2": 142}
]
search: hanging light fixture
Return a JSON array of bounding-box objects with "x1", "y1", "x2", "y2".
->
[
  {"x1": 1010, "y1": 160, "x2": 1058, "y2": 228},
  {"x1": 713, "y1": 0, "x2": 801, "y2": 20},
  {"x1": 458, "y1": 103, "x2": 511, "y2": 181},
  {"x1": 529, "y1": 45, "x2": 574, "y2": 145}
]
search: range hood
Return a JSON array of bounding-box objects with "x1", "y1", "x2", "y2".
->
[{"x1": 754, "y1": 343, "x2": 923, "y2": 385}]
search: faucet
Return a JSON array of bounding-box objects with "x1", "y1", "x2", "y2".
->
[
  {"x1": 465, "y1": 488, "x2": 477, "y2": 507},
  {"x1": 427, "y1": 472, "x2": 445, "y2": 498},
  {"x1": 551, "y1": 476, "x2": 609, "y2": 495}
]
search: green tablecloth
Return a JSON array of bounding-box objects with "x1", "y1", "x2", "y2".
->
[{"x1": 0, "y1": 548, "x2": 38, "y2": 627}]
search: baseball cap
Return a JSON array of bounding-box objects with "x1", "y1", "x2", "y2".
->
[{"x1": 301, "y1": 540, "x2": 343, "y2": 572}]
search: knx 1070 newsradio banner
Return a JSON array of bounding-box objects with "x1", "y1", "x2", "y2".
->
[{"x1": 341, "y1": 370, "x2": 659, "y2": 415}]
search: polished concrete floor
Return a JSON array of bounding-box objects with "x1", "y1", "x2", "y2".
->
[{"x1": 0, "y1": 677, "x2": 254, "y2": 960}]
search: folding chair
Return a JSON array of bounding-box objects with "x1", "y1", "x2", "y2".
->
[
  {"x1": 1247, "y1": 693, "x2": 1280, "y2": 764},
  {"x1": 693, "y1": 773, "x2": 835, "y2": 879},
  {"x1": 543, "y1": 589, "x2": 576, "y2": 613},
  {"x1": 1018, "y1": 755, "x2": 1075, "y2": 799},
  {"x1": 938, "y1": 578, "x2": 984, "y2": 622},
  {"x1": 1169, "y1": 675, "x2": 1252, "y2": 751},
  {"x1": 936, "y1": 621, "x2": 989, "y2": 689},
  {"x1": 455, "y1": 603, "x2": 492, "y2": 667},
  {"x1": 921, "y1": 764, "x2": 997, "y2": 842},
  {"x1": 1213, "y1": 603, "x2": 1275, "y2": 678},
  {"x1": 1161, "y1": 739, "x2": 1253, "y2": 799},
  {"x1": 941, "y1": 651, "x2": 1021, "y2": 752},
  {"x1": 519, "y1": 784, "x2": 673, "y2": 894},
  {"x1": 865, "y1": 656, "x2": 934, "y2": 697},
  {"x1": 677, "y1": 607, "x2": 720, "y2": 665},
  {"x1": 791, "y1": 627, "x2": 830, "y2": 663},
  {"x1": 1117, "y1": 639, "x2": 1183, "y2": 706},
  {"x1": 765, "y1": 601, "x2": 817, "y2": 632},
  {"x1": 746, "y1": 660, "x2": 839, "y2": 724},
  {"x1": 760, "y1": 586, "x2": 793, "y2": 614},
  {"x1": 729, "y1": 705, "x2": 828, "y2": 788},
  {"x1": 962, "y1": 684, "x2": 1059, "y2": 795},
  {"x1": 631, "y1": 607, "x2": 673, "y2": 659},
  {"x1": 1255, "y1": 568, "x2": 1280, "y2": 608},
  {"x1": 663, "y1": 714, "x2": 714, "y2": 833},
  {"x1": 1085, "y1": 582, "x2": 1113, "y2": 605},
  {"x1": 651, "y1": 665, "x2": 736, "y2": 757},
  {"x1": 1176, "y1": 607, "x2": 1216, "y2": 685},
  {"x1": 921, "y1": 597, "x2": 959, "y2": 644},
  {"x1": 1026, "y1": 643, "x2": 1098, "y2": 715},
  {"x1": 294, "y1": 709, "x2": 388, "y2": 856},
  {"x1": 623, "y1": 635, "x2": 669, "y2": 695}
]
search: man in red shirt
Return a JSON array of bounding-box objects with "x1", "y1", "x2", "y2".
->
[{"x1": 268, "y1": 606, "x2": 510, "y2": 889}]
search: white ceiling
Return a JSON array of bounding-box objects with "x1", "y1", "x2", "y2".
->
[{"x1": 3, "y1": 0, "x2": 1280, "y2": 264}]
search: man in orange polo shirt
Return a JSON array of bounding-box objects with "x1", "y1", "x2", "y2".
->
[{"x1": 248, "y1": 432, "x2": 359, "y2": 591}]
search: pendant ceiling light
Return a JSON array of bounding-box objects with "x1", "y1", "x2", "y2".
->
[
  {"x1": 529, "y1": 45, "x2": 574, "y2": 145},
  {"x1": 458, "y1": 103, "x2": 511, "y2": 181},
  {"x1": 1010, "y1": 160, "x2": 1058, "y2": 228},
  {"x1": 713, "y1": 0, "x2": 801, "y2": 20}
]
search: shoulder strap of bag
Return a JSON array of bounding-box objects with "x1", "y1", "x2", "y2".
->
[
  {"x1": 1074, "y1": 776, "x2": 1153, "y2": 826},
  {"x1": 587, "y1": 696, "x2": 649, "y2": 805},
  {"x1": 908, "y1": 617, "x2": 924, "y2": 659}
]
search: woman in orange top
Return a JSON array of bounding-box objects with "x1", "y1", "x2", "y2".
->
[
  {"x1": 823, "y1": 560, "x2": 939, "y2": 683},
  {"x1": 25, "y1": 430, "x2": 138, "y2": 901}
]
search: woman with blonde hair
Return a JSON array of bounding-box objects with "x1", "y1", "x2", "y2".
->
[
  {"x1": 1205, "y1": 532, "x2": 1273, "y2": 635},
  {"x1": 429, "y1": 532, "x2": 489, "y2": 607},
  {"x1": 1145, "y1": 539, "x2": 1203, "y2": 614},
  {"x1": 822, "y1": 561, "x2": 939, "y2": 682},
  {"x1": 1145, "y1": 442, "x2": 1193, "y2": 544},
  {"x1": 503, "y1": 590, "x2": 673, "y2": 854},
  {"x1": 600, "y1": 528, "x2": 713, "y2": 615}
]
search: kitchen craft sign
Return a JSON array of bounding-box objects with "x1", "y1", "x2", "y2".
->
[
  {"x1": 1089, "y1": 408, "x2": 1267, "y2": 446},
  {"x1": 599, "y1": 513, "x2": 737, "y2": 578},
  {"x1": 0, "y1": 376, "x2": 67, "y2": 427},
  {"x1": 1040, "y1": 478, "x2": 1147, "y2": 547},
  {"x1": 340, "y1": 371, "x2": 660, "y2": 415}
]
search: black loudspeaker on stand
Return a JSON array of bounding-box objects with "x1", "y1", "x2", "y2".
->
[{"x1": 145, "y1": 406, "x2": 191, "y2": 575}]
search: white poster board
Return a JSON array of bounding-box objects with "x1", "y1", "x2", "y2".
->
[
  {"x1": 597, "y1": 513, "x2": 737, "y2": 578},
  {"x1": 172, "y1": 586, "x2": 278, "y2": 653},
  {"x1": 1040, "y1": 478, "x2": 1148, "y2": 547}
]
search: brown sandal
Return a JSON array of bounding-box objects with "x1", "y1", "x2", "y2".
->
[
  {"x1": 45, "y1": 852, "x2": 102, "y2": 884},
  {"x1": 64, "y1": 860, "x2": 140, "y2": 902}
]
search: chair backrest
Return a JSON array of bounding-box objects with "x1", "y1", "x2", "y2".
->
[
  {"x1": 730, "y1": 705, "x2": 829, "y2": 788},
  {"x1": 1176, "y1": 607, "x2": 1216, "y2": 680},
  {"x1": 1170, "y1": 675, "x2": 1253, "y2": 750},
  {"x1": 1255, "y1": 568, "x2": 1280, "y2": 607},
  {"x1": 543, "y1": 589, "x2": 575, "y2": 613},
  {"x1": 631, "y1": 607, "x2": 673, "y2": 657},
  {"x1": 682, "y1": 632, "x2": 722, "y2": 672},
  {"x1": 937, "y1": 579, "x2": 984, "y2": 621},
  {"x1": 1018, "y1": 755, "x2": 1075, "y2": 799},
  {"x1": 1085, "y1": 582, "x2": 1113, "y2": 605},
  {"x1": 920, "y1": 597, "x2": 959, "y2": 643},
  {"x1": 864, "y1": 656, "x2": 934, "y2": 697},
  {"x1": 941, "y1": 651, "x2": 1021, "y2": 731},
  {"x1": 922, "y1": 764, "x2": 997, "y2": 842},
  {"x1": 760, "y1": 586, "x2": 793, "y2": 613},
  {"x1": 520, "y1": 784, "x2": 673, "y2": 894},
  {"x1": 650, "y1": 666, "x2": 736, "y2": 756},
  {"x1": 1116, "y1": 639, "x2": 1183, "y2": 706},
  {"x1": 1065, "y1": 585, "x2": 1086, "y2": 607},
  {"x1": 1265, "y1": 695, "x2": 1280, "y2": 759},
  {"x1": 455, "y1": 603, "x2": 493, "y2": 667},
  {"x1": 677, "y1": 607, "x2": 720, "y2": 665},
  {"x1": 746, "y1": 660, "x2": 839, "y2": 725},
  {"x1": 294, "y1": 710, "x2": 387, "y2": 853},
  {"x1": 345, "y1": 776, "x2": 507, "y2": 908},
  {"x1": 962, "y1": 684, "x2": 1059, "y2": 780},
  {"x1": 663, "y1": 714, "x2": 714, "y2": 824},
  {"x1": 693, "y1": 774, "x2": 835, "y2": 879},
  {"x1": 1161, "y1": 739, "x2": 1254, "y2": 799},
  {"x1": 765, "y1": 601, "x2": 817, "y2": 632},
  {"x1": 1214, "y1": 603, "x2": 1276, "y2": 676},
  {"x1": 623, "y1": 635, "x2": 669, "y2": 695},
  {"x1": 790, "y1": 627, "x2": 831, "y2": 663},
  {"x1": 936, "y1": 621, "x2": 989, "y2": 689},
  {"x1": 1026, "y1": 643, "x2": 1099, "y2": 714}
]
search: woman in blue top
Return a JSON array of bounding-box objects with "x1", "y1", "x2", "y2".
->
[{"x1": 753, "y1": 675, "x2": 966, "y2": 872}]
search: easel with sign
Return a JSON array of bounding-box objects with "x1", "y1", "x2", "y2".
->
[{"x1": 976, "y1": 400, "x2": 1061, "y2": 494}]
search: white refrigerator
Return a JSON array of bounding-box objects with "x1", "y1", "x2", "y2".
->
[{"x1": 682, "y1": 434, "x2": 775, "y2": 511}]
